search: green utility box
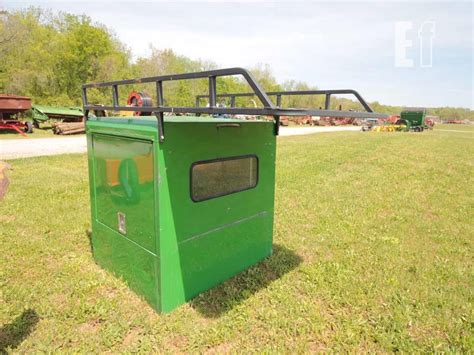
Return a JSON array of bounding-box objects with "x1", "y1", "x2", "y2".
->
[
  {"x1": 83, "y1": 67, "x2": 387, "y2": 313},
  {"x1": 86, "y1": 116, "x2": 276, "y2": 313}
]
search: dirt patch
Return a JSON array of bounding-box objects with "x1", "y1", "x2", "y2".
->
[
  {"x1": 0, "y1": 215, "x2": 15, "y2": 222},
  {"x1": 206, "y1": 341, "x2": 233, "y2": 353},
  {"x1": 122, "y1": 327, "x2": 142, "y2": 347},
  {"x1": 77, "y1": 319, "x2": 103, "y2": 334}
]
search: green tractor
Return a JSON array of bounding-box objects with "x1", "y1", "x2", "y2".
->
[{"x1": 396, "y1": 108, "x2": 429, "y2": 132}]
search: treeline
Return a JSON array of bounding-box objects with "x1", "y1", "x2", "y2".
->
[{"x1": 1, "y1": 8, "x2": 472, "y2": 120}]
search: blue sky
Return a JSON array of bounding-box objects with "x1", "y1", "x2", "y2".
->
[{"x1": 4, "y1": 0, "x2": 473, "y2": 109}]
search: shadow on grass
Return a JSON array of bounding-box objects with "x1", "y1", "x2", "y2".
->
[
  {"x1": 86, "y1": 228, "x2": 93, "y2": 254},
  {"x1": 190, "y1": 244, "x2": 301, "y2": 318},
  {"x1": 0, "y1": 309, "x2": 39, "y2": 354}
]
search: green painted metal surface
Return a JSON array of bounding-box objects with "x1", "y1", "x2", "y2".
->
[
  {"x1": 86, "y1": 116, "x2": 276, "y2": 313},
  {"x1": 32, "y1": 105, "x2": 83, "y2": 123},
  {"x1": 400, "y1": 109, "x2": 426, "y2": 128}
]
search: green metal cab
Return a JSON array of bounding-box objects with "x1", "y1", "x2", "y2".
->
[
  {"x1": 86, "y1": 116, "x2": 276, "y2": 313},
  {"x1": 83, "y1": 67, "x2": 387, "y2": 313}
]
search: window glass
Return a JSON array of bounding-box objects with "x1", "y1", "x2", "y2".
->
[{"x1": 191, "y1": 156, "x2": 258, "y2": 202}]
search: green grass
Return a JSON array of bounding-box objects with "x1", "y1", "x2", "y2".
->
[
  {"x1": 435, "y1": 124, "x2": 474, "y2": 132},
  {"x1": 1, "y1": 130, "x2": 472, "y2": 352}
]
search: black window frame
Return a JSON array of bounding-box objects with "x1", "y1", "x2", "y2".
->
[{"x1": 189, "y1": 154, "x2": 259, "y2": 202}]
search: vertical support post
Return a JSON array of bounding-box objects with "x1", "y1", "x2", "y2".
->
[
  {"x1": 274, "y1": 115, "x2": 280, "y2": 136},
  {"x1": 155, "y1": 80, "x2": 165, "y2": 143},
  {"x1": 209, "y1": 76, "x2": 217, "y2": 108},
  {"x1": 82, "y1": 87, "x2": 89, "y2": 120},
  {"x1": 112, "y1": 85, "x2": 119, "y2": 108},
  {"x1": 230, "y1": 96, "x2": 236, "y2": 108},
  {"x1": 156, "y1": 81, "x2": 163, "y2": 106},
  {"x1": 276, "y1": 95, "x2": 282, "y2": 108},
  {"x1": 156, "y1": 112, "x2": 165, "y2": 143},
  {"x1": 155, "y1": 81, "x2": 165, "y2": 142},
  {"x1": 325, "y1": 94, "x2": 331, "y2": 110}
]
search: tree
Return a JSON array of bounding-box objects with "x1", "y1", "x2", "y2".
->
[{"x1": 0, "y1": 8, "x2": 132, "y2": 105}]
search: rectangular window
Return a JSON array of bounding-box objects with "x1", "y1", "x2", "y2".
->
[{"x1": 191, "y1": 155, "x2": 258, "y2": 202}]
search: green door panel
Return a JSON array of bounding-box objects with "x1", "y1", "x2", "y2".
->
[{"x1": 92, "y1": 134, "x2": 156, "y2": 253}]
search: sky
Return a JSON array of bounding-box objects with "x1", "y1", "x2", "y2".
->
[{"x1": 3, "y1": 0, "x2": 473, "y2": 109}]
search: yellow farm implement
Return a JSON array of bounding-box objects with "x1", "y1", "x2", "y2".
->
[{"x1": 372, "y1": 124, "x2": 407, "y2": 132}]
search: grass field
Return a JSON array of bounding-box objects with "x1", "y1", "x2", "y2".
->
[
  {"x1": 435, "y1": 124, "x2": 474, "y2": 132},
  {"x1": 1, "y1": 129, "x2": 472, "y2": 352}
]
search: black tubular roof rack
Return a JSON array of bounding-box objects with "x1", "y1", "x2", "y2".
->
[
  {"x1": 196, "y1": 89, "x2": 374, "y2": 113},
  {"x1": 82, "y1": 67, "x2": 388, "y2": 142}
]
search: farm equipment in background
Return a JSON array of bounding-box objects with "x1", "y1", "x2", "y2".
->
[
  {"x1": 361, "y1": 118, "x2": 382, "y2": 131},
  {"x1": 0, "y1": 94, "x2": 33, "y2": 137},
  {"x1": 279, "y1": 115, "x2": 312, "y2": 126},
  {"x1": 316, "y1": 116, "x2": 362, "y2": 126},
  {"x1": 196, "y1": 89, "x2": 386, "y2": 127},
  {"x1": 395, "y1": 108, "x2": 429, "y2": 132},
  {"x1": 425, "y1": 117, "x2": 436, "y2": 128},
  {"x1": 386, "y1": 114, "x2": 400, "y2": 123},
  {"x1": 127, "y1": 91, "x2": 153, "y2": 116},
  {"x1": 371, "y1": 123, "x2": 408, "y2": 132},
  {"x1": 31, "y1": 105, "x2": 84, "y2": 135},
  {"x1": 46, "y1": 92, "x2": 153, "y2": 134},
  {"x1": 276, "y1": 114, "x2": 363, "y2": 127},
  {"x1": 31, "y1": 105, "x2": 83, "y2": 128},
  {"x1": 368, "y1": 108, "x2": 435, "y2": 132}
]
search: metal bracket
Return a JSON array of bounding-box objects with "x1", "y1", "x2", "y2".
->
[
  {"x1": 117, "y1": 212, "x2": 126, "y2": 234},
  {"x1": 155, "y1": 112, "x2": 165, "y2": 143},
  {"x1": 274, "y1": 116, "x2": 280, "y2": 136}
]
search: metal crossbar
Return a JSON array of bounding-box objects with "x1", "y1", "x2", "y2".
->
[
  {"x1": 82, "y1": 67, "x2": 387, "y2": 141},
  {"x1": 196, "y1": 89, "x2": 374, "y2": 113}
]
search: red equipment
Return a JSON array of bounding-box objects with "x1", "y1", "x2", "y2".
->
[
  {"x1": 386, "y1": 115, "x2": 400, "y2": 124},
  {"x1": 0, "y1": 94, "x2": 33, "y2": 137},
  {"x1": 425, "y1": 118, "x2": 435, "y2": 128},
  {"x1": 126, "y1": 91, "x2": 153, "y2": 116}
]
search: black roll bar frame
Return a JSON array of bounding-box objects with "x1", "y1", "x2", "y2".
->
[
  {"x1": 196, "y1": 89, "x2": 374, "y2": 112},
  {"x1": 82, "y1": 67, "x2": 387, "y2": 142}
]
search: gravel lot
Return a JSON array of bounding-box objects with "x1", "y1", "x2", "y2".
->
[
  {"x1": 0, "y1": 136, "x2": 87, "y2": 160},
  {"x1": 0, "y1": 126, "x2": 361, "y2": 159},
  {"x1": 279, "y1": 125, "x2": 361, "y2": 136}
]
